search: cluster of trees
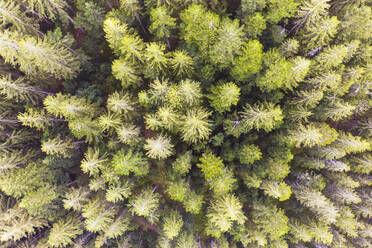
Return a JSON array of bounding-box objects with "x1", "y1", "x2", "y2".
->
[{"x1": 0, "y1": 0, "x2": 371, "y2": 247}]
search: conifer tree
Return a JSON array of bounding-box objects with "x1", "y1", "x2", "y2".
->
[
  {"x1": 112, "y1": 59, "x2": 141, "y2": 88},
  {"x1": 44, "y1": 93, "x2": 97, "y2": 120},
  {"x1": 1, "y1": 0, "x2": 371, "y2": 247},
  {"x1": 107, "y1": 91, "x2": 135, "y2": 115},
  {"x1": 41, "y1": 135, "x2": 76, "y2": 158},
  {"x1": 180, "y1": 5, "x2": 220, "y2": 57},
  {"x1": 257, "y1": 49, "x2": 293, "y2": 91},
  {"x1": 242, "y1": 13, "x2": 267, "y2": 38},
  {"x1": 206, "y1": 194, "x2": 246, "y2": 237},
  {"x1": 63, "y1": 187, "x2": 90, "y2": 211},
  {"x1": 129, "y1": 188, "x2": 160, "y2": 223},
  {"x1": 0, "y1": 206, "x2": 47, "y2": 242},
  {"x1": 170, "y1": 50, "x2": 194, "y2": 79},
  {"x1": 117, "y1": 124, "x2": 141, "y2": 145},
  {"x1": 210, "y1": 18, "x2": 245, "y2": 69},
  {"x1": 295, "y1": 0, "x2": 330, "y2": 27},
  {"x1": 177, "y1": 79, "x2": 202, "y2": 107},
  {"x1": 239, "y1": 144, "x2": 262, "y2": 165},
  {"x1": 180, "y1": 108, "x2": 212, "y2": 144},
  {"x1": 197, "y1": 153, "x2": 225, "y2": 180},
  {"x1": 104, "y1": 18, "x2": 128, "y2": 55},
  {"x1": 162, "y1": 211, "x2": 183, "y2": 240},
  {"x1": 239, "y1": 101, "x2": 283, "y2": 132},
  {"x1": 149, "y1": 6, "x2": 177, "y2": 41},
  {"x1": 18, "y1": 108, "x2": 64, "y2": 130},
  {"x1": 80, "y1": 147, "x2": 107, "y2": 176},
  {"x1": 166, "y1": 179, "x2": 189, "y2": 202},
  {"x1": 0, "y1": 75, "x2": 49, "y2": 104},
  {"x1": 265, "y1": 0, "x2": 299, "y2": 23},
  {"x1": 47, "y1": 216, "x2": 83, "y2": 248},
  {"x1": 231, "y1": 40, "x2": 264, "y2": 81},
  {"x1": 302, "y1": 16, "x2": 339, "y2": 49},
  {"x1": 144, "y1": 135, "x2": 174, "y2": 159},
  {"x1": 172, "y1": 151, "x2": 192, "y2": 175},
  {"x1": 0, "y1": 0, "x2": 34, "y2": 32},
  {"x1": 288, "y1": 124, "x2": 324, "y2": 147},
  {"x1": 112, "y1": 148, "x2": 149, "y2": 176},
  {"x1": 28, "y1": 0, "x2": 69, "y2": 20},
  {"x1": 209, "y1": 82, "x2": 240, "y2": 113},
  {"x1": 261, "y1": 180, "x2": 292, "y2": 201},
  {"x1": 120, "y1": 33, "x2": 145, "y2": 63}
]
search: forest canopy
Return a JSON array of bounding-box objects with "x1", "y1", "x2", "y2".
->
[{"x1": 0, "y1": 0, "x2": 371, "y2": 247}]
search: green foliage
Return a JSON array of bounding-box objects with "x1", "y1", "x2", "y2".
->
[
  {"x1": 170, "y1": 50, "x2": 194, "y2": 78},
  {"x1": 172, "y1": 151, "x2": 192, "y2": 175},
  {"x1": 242, "y1": 13, "x2": 267, "y2": 38},
  {"x1": 210, "y1": 18, "x2": 245, "y2": 69},
  {"x1": 112, "y1": 148, "x2": 149, "y2": 176},
  {"x1": 231, "y1": 40, "x2": 264, "y2": 81},
  {"x1": 1, "y1": 0, "x2": 371, "y2": 247},
  {"x1": 266, "y1": 0, "x2": 299, "y2": 23},
  {"x1": 120, "y1": 34, "x2": 145, "y2": 63},
  {"x1": 106, "y1": 182, "x2": 132, "y2": 202},
  {"x1": 257, "y1": 49, "x2": 294, "y2": 91},
  {"x1": 0, "y1": 206, "x2": 47, "y2": 242},
  {"x1": 162, "y1": 211, "x2": 184, "y2": 240},
  {"x1": 81, "y1": 147, "x2": 107, "y2": 176},
  {"x1": 112, "y1": 58, "x2": 141, "y2": 88},
  {"x1": 166, "y1": 179, "x2": 189, "y2": 202},
  {"x1": 26, "y1": 0, "x2": 69, "y2": 20},
  {"x1": 316, "y1": 99, "x2": 355, "y2": 121},
  {"x1": 206, "y1": 194, "x2": 246, "y2": 237},
  {"x1": 335, "y1": 132, "x2": 371, "y2": 154},
  {"x1": 239, "y1": 144, "x2": 262, "y2": 164},
  {"x1": 349, "y1": 154, "x2": 372, "y2": 174},
  {"x1": 180, "y1": 107, "x2": 212, "y2": 144},
  {"x1": 41, "y1": 135, "x2": 75, "y2": 158},
  {"x1": 120, "y1": 0, "x2": 142, "y2": 17},
  {"x1": 208, "y1": 169, "x2": 237, "y2": 195},
  {"x1": 295, "y1": 0, "x2": 329, "y2": 27},
  {"x1": 44, "y1": 93, "x2": 97, "y2": 120},
  {"x1": 261, "y1": 181, "x2": 292, "y2": 201},
  {"x1": 47, "y1": 216, "x2": 83, "y2": 248},
  {"x1": 104, "y1": 17, "x2": 128, "y2": 55},
  {"x1": 18, "y1": 108, "x2": 54, "y2": 130},
  {"x1": 302, "y1": 16, "x2": 339, "y2": 49},
  {"x1": 18, "y1": 184, "x2": 60, "y2": 217},
  {"x1": 145, "y1": 135, "x2": 174, "y2": 159},
  {"x1": 288, "y1": 123, "x2": 324, "y2": 148},
  {"x1": 75, "y1": 1, "x2": 105, "y2": 40},
  {"x1": 98, "y1": 112, "x2": 122, "y2": 132},
  {"x1": 293, "y1": 185, "x2": 339, "y2": 224},
  {"x1": 19, "y1": 36, "x2": 80, "y2": 79},
  {"x1": 242, "y1": 172, "x2": 262, "y2": 188},
  {"x1": 239, "y1": 101, "x2": 283, "y2": 132},
  {"x1": 63, "y1": 187, "x2": 90, "y2": 211},
  {"x1": 144, "y1": 42, "x2": 168, "y2": 78},
  {"x1": 149, "y1": 6, "x2": 177, "y2": 40},
  {"x1": 0, "y1": 75, "x2": 42, "y2": 104},
  {"x1": 182, "y1": 190, "x2": 204, "y2": 214},
  {"x1": 197, "y1": 153, "x2": 224, "y2": 180},
  {"x1": 0, "y1": 0, "x2": 32, "y2": 32},
  {"x1": 68, "y1": 117, "x2": 102, "y2": 144},
  {"x1": 180, "y1": 4, "x2": 220, "y2": 57},
  {"x1": 107, "y1": 91, "x2": 135, "y2": 115},
  {"x1": 129, "y1": 188, "x2": 160, "y2": 223},
  {"x1": 175, "y1": 232, "x2": 198, "y2": 248},
  {"x1": 209, "y1": 82, "x2": 240, "y2": 113},
  {"x1": 251, "y1": 200, "x2": 289, "y2": 240}
]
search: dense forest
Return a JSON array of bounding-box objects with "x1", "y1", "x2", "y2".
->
[{"x1": 0, "y1": 0, "x2": 371, "y2": 247}]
